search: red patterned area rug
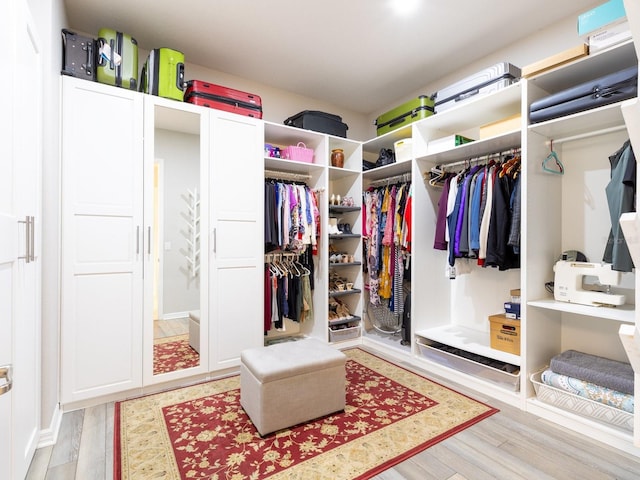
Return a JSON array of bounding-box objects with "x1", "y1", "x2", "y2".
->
[
  {"x1": 154, "y1": 334, "x2": 200, "y2": 375},
  {"x1": 115, "y1": 348, "x2": 498, "y2": 480}
]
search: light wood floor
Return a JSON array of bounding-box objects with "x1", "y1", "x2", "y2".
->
[{"x1": 26, "y1": 347, "x2": 640, "y2": 480}]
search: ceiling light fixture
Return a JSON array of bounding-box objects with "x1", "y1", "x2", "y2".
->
[{"x1": 389, "y1": 0, "x2": 420, "y2": 15}]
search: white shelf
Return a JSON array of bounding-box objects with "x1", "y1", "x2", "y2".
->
[
  {"x1": 415, "y1": 83, "x2": 522, "y2": 137},
  {"x1": 528, "y1": 100, "x2": 632, "y2": 140},
  {"x1": 528, "y1": 298, "x2": 635, "y2": 324},
  {"x1": 417, "y1": 130, "x2": 521, "y2": 165},
  {"x1": 415, "y1": 324, "x2": 521, "y2": 366}
]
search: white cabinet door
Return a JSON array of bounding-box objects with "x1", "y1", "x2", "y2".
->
[
  {"x1": 11, "y1": 2, "x2": 41, "y2": 476},
  {"x1": 0, "y1": 1, "x2": 16, "y2": 478},
  {"x1": 209, "y1": 111, "x2": 264, "y2": 370},
  {"x1": 60, "y1": 77, "x2": 144, "y2": 404}
]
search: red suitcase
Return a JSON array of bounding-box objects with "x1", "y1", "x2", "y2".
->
[{"x1": 184, "y1": 80, "x2": 263, "y2": 118}]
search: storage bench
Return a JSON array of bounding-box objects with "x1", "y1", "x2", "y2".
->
[{"x1": 240, "y1": 337, "x2": 346, "y2": 436}]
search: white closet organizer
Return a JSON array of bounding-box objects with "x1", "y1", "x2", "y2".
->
[
  {"x1": 524, "y1": 39, "x2": 638, "y2": 454},
  {"x1": 263, "y1": 122, "x2": 363, "y2": 345}
]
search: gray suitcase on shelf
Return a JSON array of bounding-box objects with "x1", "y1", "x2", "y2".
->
[{"x1": 434, "y1": 62, "x2": 521, "y2": 113}]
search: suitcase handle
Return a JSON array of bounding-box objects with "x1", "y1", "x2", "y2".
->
[
  {"x1": 85, "y1": 40, "x2": 94, "y2": 75},
  {"x1": 176, "y1": 63, "x2": 185, "y2": 91},
  {"x1": 109, "y1": 38, "x2": 115, "y2": 70},
  {"x1": 456, "y1": 88, "x2": 479, "y2": 102}
]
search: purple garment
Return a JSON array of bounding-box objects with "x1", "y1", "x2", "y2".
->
[{"x1": 433, "y1": 176, "x2": 451, "y2": 250}]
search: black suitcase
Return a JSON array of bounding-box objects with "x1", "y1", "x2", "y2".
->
[
  {"x1": 61, "y1": 29, "x2": 96, "y2": 81},
  {"x1": 530, "y1": 65, "x2": 638, "y2": 124},
  {"x1": 284, "y1": 110, "x2": 348, "y2": 138},
  {"x1": 401, "y1": 293, "x2": 411, "y2": 346}
]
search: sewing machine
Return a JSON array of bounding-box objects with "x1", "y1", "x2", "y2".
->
[{"x1": 553, "y1": 260, "x2": 626, "y2": 307}]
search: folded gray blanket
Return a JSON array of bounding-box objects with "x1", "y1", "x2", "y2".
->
[{"x1": 550, "y1": 350, "x2": 634, "y2": 395}]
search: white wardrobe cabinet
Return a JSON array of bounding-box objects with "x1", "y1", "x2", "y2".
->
[
  {"x1": 60, "y1": 76, "x2": 144, "y2": 404},
  {"x1": 60, "y1": 77, "x2": 265, "y2": 403}
]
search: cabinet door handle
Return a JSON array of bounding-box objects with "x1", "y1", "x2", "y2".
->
[
  {"x1": 136, "y1": 226, "x2": 140, "y2": 255},
  {"x1": 18, "y1": 216, "x2": 32, "y2": 263},
  {"x1": 29, "y1": 216, "x2": 35, "y2": 262},
  {"x1": 213, "y1": 228, "x2": 216, "y2": 254},
  {"x1": 0, "y1": 365, "x2": 12, "y2": 396},
  {"x1": 147, "y1": 226, "x2": 151, "y2": 255}
]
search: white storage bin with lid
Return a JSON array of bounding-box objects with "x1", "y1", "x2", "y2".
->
[{"x1": 394, "y1": 138, "x2": 413, "y2": 163}]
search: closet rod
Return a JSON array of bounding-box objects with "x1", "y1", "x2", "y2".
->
[
  {"x1": 548, "y1": 124, "x2": 627, "y2": 145},
  {"x1": 264, "y1": 251, "x2": 300, "y2": 263},
  {"x1": 367, "y1": 172, "x2": 412, "y2": 187},
  {"x1": 440, "y1": 148, "x2": 521, "y2": 169},
  {"x1": 265, "y1": 169, "x2": 311, "y2": 181}
]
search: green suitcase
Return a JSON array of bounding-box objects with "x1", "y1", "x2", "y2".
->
[
  {"x1": 140, "y1": 48, "x2": 185, "y2": 101},
  {"x1": 96, "y1": 28, "x2": 138, "y2": 90},
  {"x1": 375, "y1": 95, "x2": 435, "y2": 136}
]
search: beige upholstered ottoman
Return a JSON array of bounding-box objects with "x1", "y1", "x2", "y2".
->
[
  {"x1": 188, "y1": 311, "x2": 200, "y2": 353},
  {"x1": 240, "y1": 338, "x2": 346, "y2": 436}
]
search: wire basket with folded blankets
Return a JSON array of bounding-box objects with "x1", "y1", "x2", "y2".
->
[{"x1": 530, "y1": 349, "x2": 634, "y2": 431}]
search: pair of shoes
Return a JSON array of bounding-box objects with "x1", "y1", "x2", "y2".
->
[
  {"x1": 341, "y1": 196, "x2": 354, "y2": 207},
  {"x1": 329, "y1": 194, "x2": 341, "y2": 206},
  {"x1": 338, "y1": 223, "x2": 352, "y2": 234},
  {"x1": 328, "y1": 217, "x2": 341, "y2": 235}
]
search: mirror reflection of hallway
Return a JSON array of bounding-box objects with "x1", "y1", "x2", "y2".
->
[{"x1": 152, "y1": 124, "x2": 201, "y2": 375}]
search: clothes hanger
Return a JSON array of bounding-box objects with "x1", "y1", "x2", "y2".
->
[{"x1": 542, "y1": 140, "x2": 564, "y2": 175}]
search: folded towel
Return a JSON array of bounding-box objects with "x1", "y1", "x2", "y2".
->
[
  {"x1": 541, "y1": 369, "x2": 634, "y2": 413},
  {"x1": 550, "y1": 350, "x2": 634, "y2": 395}
]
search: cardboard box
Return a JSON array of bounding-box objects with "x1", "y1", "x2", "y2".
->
[
  {"x1": 489, "y1": 314, "x2": 520, "y2": 355},
  {"x1": 521, "y1": 44, "x2": 589, "y2": 78},
  {"x1": 578, "y1": 0, "x2": 626, "y2": 37},
  {"x1": 479, "y1": 114, "x2": 521, "y2": 139}
]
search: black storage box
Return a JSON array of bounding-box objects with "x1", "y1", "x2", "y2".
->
[
  {"x1": 284, "y1": 110, "x2": 348, "y2": 138},
  {"x1": 530, "y1": 65, "x2": 638, "y2": 123}
]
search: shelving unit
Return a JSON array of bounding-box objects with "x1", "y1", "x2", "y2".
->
[
  {"x1": 523, "y1": 38, "x2": 638, "y2": 454},
  {"x1": 263, "y1": 122, "x2": 363, "y2": 345}
]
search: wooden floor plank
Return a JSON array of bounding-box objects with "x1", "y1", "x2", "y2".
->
[
  {"x1": 76, "y1": 404, "x2": 107, "y2": 480},
  {"x1": 47, "y1": 409, "x2": 84, "y2": 469},
  {"x1": 24, "y1": 445, "x2": 52, "y2": 480}
]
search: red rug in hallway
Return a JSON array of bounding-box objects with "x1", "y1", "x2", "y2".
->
[
  {"x1": 153, "y1": 334, "x2": 200, "y2": 375},
  {"x1": 115, "y1": 348, "x2": 498, "y2": 480}
]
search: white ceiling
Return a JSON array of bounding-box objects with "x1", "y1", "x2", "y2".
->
[{"x1": 63, "y1": 0, "x2": 599, "y2": 115}]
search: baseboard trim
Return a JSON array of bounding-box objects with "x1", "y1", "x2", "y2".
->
[{"x1": 37, "y1": 404, "x2": 63, "y2": 448}]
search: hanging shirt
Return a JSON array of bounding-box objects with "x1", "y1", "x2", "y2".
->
[{"x1": 603, "y1": 139, "x2": 636, "y2": 272}]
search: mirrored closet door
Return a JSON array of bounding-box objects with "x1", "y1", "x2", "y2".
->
[{"x1": 143, "y1": 97, "x2": 209, "y2": 384}]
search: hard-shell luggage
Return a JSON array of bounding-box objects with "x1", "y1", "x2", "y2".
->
[
  {"x1": 96, "y1": 28, "x2": 138, "y2": 90},
  {"x1": 61, "y1": 29, "x2": 96, "y2": 81},
  {"x1": 435, "y1": 62, "x2": 521, "y2": 113},
  {"x1": 140, "y1": 48, "x2": 185, "y2": 101},
  {"x1": 529, "y1": 65, "x2": 638, "y2": 124},
  {"x1": 184, "y1": 80, "x2": 263, "y2": 118},
  {"x1": 284, "y1": 110, "x2": 348, "y2": 138},
  {"x1": 375, "y1": 95, "x2": 434, "y2": 136}
]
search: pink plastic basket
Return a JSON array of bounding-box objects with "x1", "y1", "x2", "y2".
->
[{"x1": 283, "y1": 142, "x2": 314, "y2": 163}]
